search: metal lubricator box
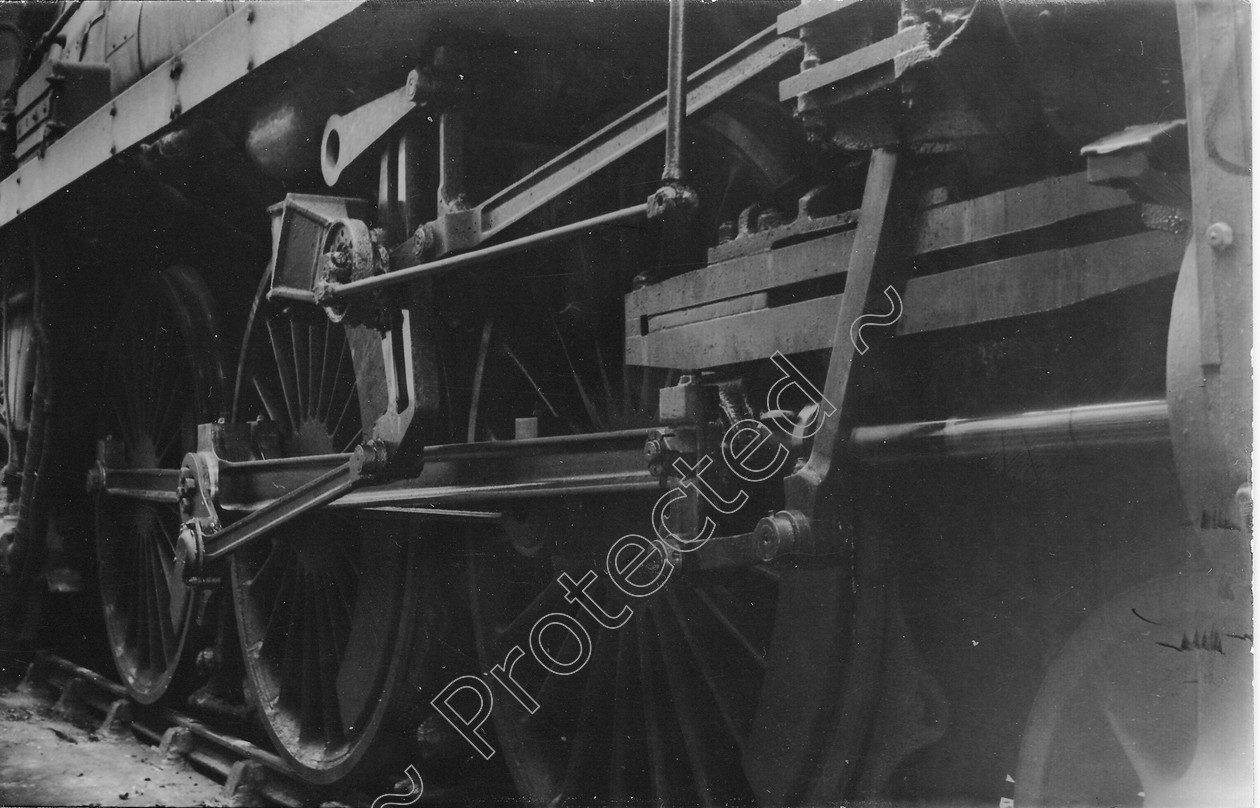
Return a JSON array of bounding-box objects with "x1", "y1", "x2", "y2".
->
[
  {"x1": 14, "y1": 59, "x2": 111, "y2": 164},
  {"x1": 267, "y1": 194, "x2": 373, "y2": 305}
]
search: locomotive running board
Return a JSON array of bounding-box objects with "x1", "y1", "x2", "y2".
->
[{"x1": 0, "y1": 2, "x2": 365, "y2": 230}]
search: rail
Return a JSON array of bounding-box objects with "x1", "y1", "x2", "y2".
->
[{"x1": 19, "y1": 652, "x2": 335, "y2": 806}]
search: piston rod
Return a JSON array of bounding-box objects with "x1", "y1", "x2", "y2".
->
[{"x1": 850, "y1": 399, "x2": 1170, "y2": 465}]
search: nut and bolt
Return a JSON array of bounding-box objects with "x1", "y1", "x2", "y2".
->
[
  {"x1": 351, "y1": 440, "x2": 390, "y2": 478},
  {"x1": 176, "y1": 469, "x2": 198, "y2": 506},
  {"x1": 754, "y1": 510, "x2": 811, "y2": 562},
  {"x1": 644, "y1": 436, "x2": 672, "y2": 478}
]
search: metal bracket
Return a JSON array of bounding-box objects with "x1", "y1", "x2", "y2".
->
[{"x1": 321, "y1": 67, "x2": 436, "y2": 186}]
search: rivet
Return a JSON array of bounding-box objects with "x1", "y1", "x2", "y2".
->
[{"x1": 1206, "y1": 221, "x2": 1234, "y2": 250}]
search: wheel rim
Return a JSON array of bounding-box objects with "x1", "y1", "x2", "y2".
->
[
  {"x1": 96, "y1": 266, "x2": 223, "y2": 704},
  {"x1": 230, "y1": 293, "x2": 420, "y2": 784},
  {"x1": 1015, "y1": 571, "x2": 1253, "y2": 807}
]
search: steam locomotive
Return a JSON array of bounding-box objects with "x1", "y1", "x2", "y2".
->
[{"x1": 0, "y1": 1, "x2": 1249, "y2": 805}]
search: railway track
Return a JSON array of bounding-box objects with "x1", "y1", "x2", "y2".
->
[{"x1": 16, "y1": 652, "x2": 385, "y2": 807}]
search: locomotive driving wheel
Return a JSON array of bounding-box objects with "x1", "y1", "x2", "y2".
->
[
  {"x1": 458, "y1": 94, "x2": 832, "y2": 805},
  {"x1": 1015, "y1": 571, "x2": 1253, "y2": 807},
  {"x1": 229, "y1": 280, "x2": 426, "y2": 784},
  {"x1": 96, "y1": 265, "x2": 225, "y2": 704}
]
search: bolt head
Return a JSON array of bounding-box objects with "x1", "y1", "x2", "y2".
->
[
  {"x1": 1207, "y1": 221, "x2": 1234, "y2": 250},
  {"x1": 754, "y1": 520, "x2": 779, "y2": 561}
]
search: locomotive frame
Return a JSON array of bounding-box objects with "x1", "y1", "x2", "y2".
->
[{"x1": 0, "y1": 1, "x2": 1250, "y2": 805}]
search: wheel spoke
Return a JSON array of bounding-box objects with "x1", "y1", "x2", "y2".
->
[
  {"x1": 557, "y1": 633, "x2": 611, "y2": 799},
  {"x1": 534, "y1": 630, "x2": 580, "y2": 710},
  {"x1": 307, "y1": 321, "x2": 317, "y2": 421},
  {"x1": 261, "y1": 556, "x2": 297, "y2": 652},
  {"x1": 142, "y1": 537, "x2": 167, "y2": 671},
  {"x1": 267, "y1": 318, "x2": 301, "y2": 431},
  {"x1": 316, "y1": 321, "x2": 332, "y2": 421},
  {"x1": 495, "y1": 577, "x2": 564, "y2": 646},
  {"x1": 330, "y1": 380, "x2": 358, "y2": 450},
  {"x1": 300, "y1": 576, "x2": 322, "y2": 742},
  {"x1": 249, "y1": 545, "x2": 286, "y2": 596},
  {"x1": 278, "y1": 576, "x2": 306, "y2": 713},
  {"x1": 695, "y1": 588, "x2": 767, "y2": 671},
  {"x1": 652, "y1": 607, "x2": 717, "y2": 807},
  {"x1": 150, "y1": 538, "x2": 176, "y2": 660},
  {"x1": 608, "y1": 627, "x2": 635, "y2": 803},
  {"x1": 291, "y1": 319, "x2": 308, "y2": 421},
  {"x1": 151, "y1": 383, "x2": 185, "y2": 461},
  {"x1": 636, "y1": 614, "x2": 671, "y2": 801},
  {"x1": 340, "y1": 428, "x2": 363, "y2": 455},
  {"x1": 315, "y1": 591, "x2": 344, "y2": 744},
  {"x1": 467, "y1": 318, "x2": 494, "y2": 442},
  {"x1": 665, "y1": 591, "x2": 747, "y2": 752}
]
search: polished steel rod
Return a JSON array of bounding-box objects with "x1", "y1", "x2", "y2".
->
[{"x1": 850, "y1": 399, "x2": 1170, "y2": 464}]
